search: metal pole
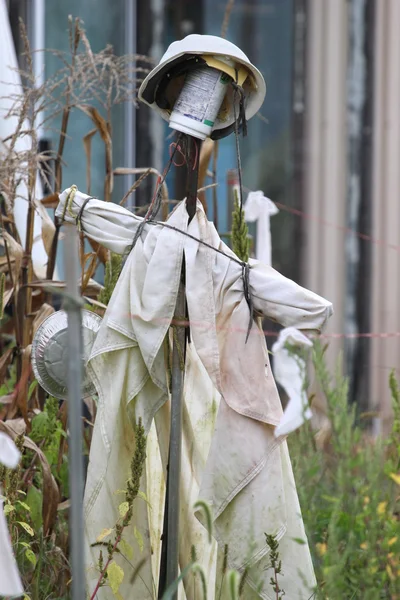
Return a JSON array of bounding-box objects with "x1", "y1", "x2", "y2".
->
[
  {"x1": 164, "y1": 283, "x2": 186, "y2": 594},
  {"x1": 64, "y1": 224, "x2": 86, "y2": 600},
  {"x1": 158, "y1": 135, "x2": 200, "y2": 599}
]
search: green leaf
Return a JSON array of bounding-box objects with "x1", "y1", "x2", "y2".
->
[
  {"x1": 96, "y1": 528, "x2": 114, "y2": 542},
  {"x1": 25, "y1": 548, "x2": 37, "y2": 568},
  {"x1": 106, "y1": 561, "x2": 124, "y2": 594},
  {"x1": 161, "y1": 562, "x2": 194, "y2": 600},
  {"x1": 17, "y1": 500, "x2": 31, "y2": 512},
  {"x1": 59, "y1": 458, "x2": 69, "y2": 497},
  {"x1": 134, "y1": 526, "x2": 144, "y2": 553},
  {"x1": 119, "y1": 502, "x2": 129, "y2": 518},
  {"x1": 321, "y1": 495, "x2": 339, "y2": 504},
  {"x1": 4, "y1": 504, "x2": 15, "y2": 515},
  {"x1": 119, "y1": 538, "x2": 134, "y2": 561},
  {"x1": 194, "y1": 500, "x2": 213, "y2": 543},
  {"x1": 17, "y1": 521, "x2": 34, "y2": 536},
  {"x1": 291, "y1": 537, "x2": 307, "y2": 545},
  {"x1": 192, "y1": 563, "x2": 208, "y2": 599},
  {"x1": 28, "y1": 380, "x2": 38, "y2": 401},
  {"x1": 30, "y1": 411, "x2": 49, "y2": 442},
  {"x1": 227, "y1": 570, "x2": 240, "y2": 600},
  {"x1": 138, "y1": 490, "x2": 151, "y2": 507},
  {"x1": 26, "y1": 486, "x2": 43, "y2": 531}
]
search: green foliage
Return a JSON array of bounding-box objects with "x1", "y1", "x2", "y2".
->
[
  {"x1": 1, "y1": 398, "x2": 70, "y2": 599},
  {"x1": 231, "y1": 190, "x2": 250, "y2": 262},
  {"x1": 89, "y1": 418, "x2": 147, "y2": 599},
  {"x1": 4, "y1": 337, "x2": 399, "y2": 600},
  {"x1": 31, "y1": 395, "x2": 68, "y2": 496},
  {"x1": 265, "y1": 534, "x2": 285, "y2": 599},
  {"x1": 289, "y1": 342, "x2": 400, "y2": 600},
  {"x1": 98, "y1": 252, "x2": 123, "y2": 306},
  {"x1": 194, "y1": 499, "x2": 213, "y2": 543},
  {"x1": 0, "y1": 272, "x2": 5, "y2": 320}
]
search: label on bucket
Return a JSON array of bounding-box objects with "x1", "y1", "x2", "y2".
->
[{"x1": 173, "y1": 67, "x2": 230, "y2": 127}]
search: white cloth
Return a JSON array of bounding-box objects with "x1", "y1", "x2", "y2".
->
[
  {"x1": 0, "y1": 432, "x2": 23, "y2": 597},
  {"x1": 56, "y1": 188, "x2": 333, "y2": 599},
  {"x1": 0, "y1": 0, "x2": 52, "y2": 279},
  {"x1": 243, "y1": 190, "x2": 279, "y2": 266},
  {"x1": 272, "y1": 328, "x2": 313, "y2": 438}
]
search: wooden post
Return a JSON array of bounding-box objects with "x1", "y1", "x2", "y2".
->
[{"x1": 158, "y1": 134, "x2": 200, "y2": 599}]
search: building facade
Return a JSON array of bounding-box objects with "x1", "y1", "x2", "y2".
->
[{"x1": 4, "y1": 0, "x2": 399, "y2": 427}]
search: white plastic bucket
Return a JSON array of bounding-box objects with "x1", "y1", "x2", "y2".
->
[{"x1": 169, "y1": 66, "x2": 232, "y2": 140}]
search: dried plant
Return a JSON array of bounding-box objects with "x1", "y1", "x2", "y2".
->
[{"x1": 0, "y1": 17, "x2": 159, "y2": 597}]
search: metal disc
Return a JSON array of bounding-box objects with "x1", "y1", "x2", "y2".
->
[{"x1": 31, "y1": 309, "x2": 102, "y2": 399}]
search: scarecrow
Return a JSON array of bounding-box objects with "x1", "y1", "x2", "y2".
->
[{"x1": 53, "y1": 35, "x2": 333, "y2": 599}]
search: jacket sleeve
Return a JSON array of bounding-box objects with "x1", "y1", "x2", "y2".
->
[
  {"x1": 249, "y1": 259, "x2": 333, "y2": 332},
  {"x1": 56, "y1": 187, "x2": 143, "y2": 255}
]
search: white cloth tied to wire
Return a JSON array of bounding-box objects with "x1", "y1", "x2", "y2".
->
[
  {"x1": 272, "y1": 328, "x2": 314, "y2": 439},
  {"x1": 56, "y1": 187, "x2": 333, "y2": 600},
  {"x1": 243, "y1": 191, "x2": 279, "y2": 266},
  {"x1": 0, "y1": 432, "x2": 23, "y2": 597}
]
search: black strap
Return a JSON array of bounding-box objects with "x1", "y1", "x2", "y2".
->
[
  {"x1": 75, "y1": 197, "x2": 95, "y2": 231},
  {"x1": 154, "y1": 56, "x2": 208, "y2": 110}
]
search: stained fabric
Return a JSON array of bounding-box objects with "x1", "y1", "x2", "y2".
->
[{"x1": 56, "y1": 187, "x2": 333, "y2": 599}]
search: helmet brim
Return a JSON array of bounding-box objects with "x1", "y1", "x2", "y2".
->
[{"x1": 138, "y1": 45, "x2": 266, "y2": 140}]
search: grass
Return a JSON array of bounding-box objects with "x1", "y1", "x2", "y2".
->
[{"x1": 289, "y1": 343, "x2": 400, "y2": 600}]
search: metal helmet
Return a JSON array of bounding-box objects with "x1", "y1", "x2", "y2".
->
[{"x1": 138, "y1": 34, "x2": 266, "y2": 140}]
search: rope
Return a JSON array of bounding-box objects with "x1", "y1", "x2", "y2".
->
[
  {"x1": 146, "y1": 219, "x2": 254, "y2": 342},
  {"x1": 62, "y1": 185, "x2": 77, "y2": 221},
  {"x1": 242, "y1": 262, "x2": 254, "y2": 343},
  {"x1": 76, "y1": 197, "x2": 96, "y2": 232},
  {"x1": 169, "y1": 137, "x2": 199, "y2": 170},
  {"x1": 129, "y1": 133, "x2": 183, "y2": 252},
  {"x1": 71, "y1": 195, "x2": 256, "y2": 342},
  {"x1": 72, "y1": 77, "x2": 253, "y2": 341},
  {"x1": 231, "y1": 81, "x2": 246, "y2": 213},
  {"x1": 145, "y1": 219, "x2": 245, "y2": 267}
]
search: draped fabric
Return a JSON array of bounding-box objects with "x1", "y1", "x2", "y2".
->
[
  {"x1": 56, "y1": 188, "x2": 333, "y2": 599},
  {"x1": 243, "y1": 190, "x2": 279, "y2": 266}
]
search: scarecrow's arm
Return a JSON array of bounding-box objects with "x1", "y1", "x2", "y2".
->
[
  {"x1": 56, "y1": 187, "x2": 143, "y2": 255},
  {"x1": 248, "y1": 261, "x2": 333, "y2": 332}
]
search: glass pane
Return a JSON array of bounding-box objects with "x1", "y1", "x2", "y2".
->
[
  {"x1": 44, "y1": 0, "x2": 126, "y2": 202},
  {"x1": 204, "y1": 0, "x2": 296, "y2": 278}
]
